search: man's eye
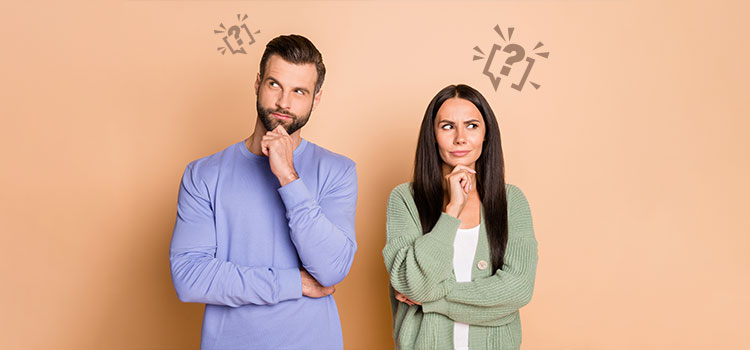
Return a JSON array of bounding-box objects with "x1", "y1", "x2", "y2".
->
[
  {"x1": 295, "y1": 89, "x2": 305, "y2": 95},
  {"x1": 269, "y1": 82, "x2": 279, "y2": 87}
]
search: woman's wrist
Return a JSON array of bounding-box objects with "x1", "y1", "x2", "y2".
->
[{"x1": 445, "y1": 204, "x2": 461, "y2": 218}]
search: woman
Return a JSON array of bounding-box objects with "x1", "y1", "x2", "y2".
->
[{"x1": 383, "y1": 84, "x2": 538, "y2": 350}]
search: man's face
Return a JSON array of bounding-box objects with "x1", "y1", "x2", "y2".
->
[{"x1": 255, "y1": 54, "x2": 321, "y2": 135}]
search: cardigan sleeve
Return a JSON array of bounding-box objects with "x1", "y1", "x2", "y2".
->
[
  {"x1": 421, "y1": 185, "x2": 538, "y2": 326},
  {"x1": 382, "y1": 184, "x2": 461, "y2": 303}
]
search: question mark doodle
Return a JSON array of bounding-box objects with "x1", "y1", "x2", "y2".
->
[
  {"x1": 482, "y1": 44, "x2": 503, "y2": 90},
  {"x1": 215, "y1": 15, "x2": 261, "y2": 55},
  {"x1": 223, "y1": 25, "x2": 247, "y2": 54},
  {"x1": 473, "y1": 26, "x2": 549, "y2": 92},
  {"x1": 500, "y1": 44, "x2": 525, "y2": 76},
  {"x1": 481, "y1": 44, "x2": 526, "y2": 91}
]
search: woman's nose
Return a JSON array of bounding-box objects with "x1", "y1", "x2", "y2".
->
[{"x1": 454, "y1": 129, "x2": 466, "y2": 145}]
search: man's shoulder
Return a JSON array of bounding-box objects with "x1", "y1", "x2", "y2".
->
[
  {"x1": 183, "y1": 141, "x2": 241, "y2": 179},
  {"x1": 304, "y1": 140, "x2": 356, "y2": 171}
]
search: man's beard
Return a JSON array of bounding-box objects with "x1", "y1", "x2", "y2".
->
[{"x1": 256, "y1": 99, "x2": 312, "y2": 135}]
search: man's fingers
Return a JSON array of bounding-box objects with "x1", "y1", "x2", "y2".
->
[
  {"x1": 262, "y1": 135, "x2": 279, "y2": 143},
  {"x1": 275, "y1": 125, "x2": 289, "y2": 135},
  {"x1": 261, "y1": 137, "x2": 277, "y2": 150}
]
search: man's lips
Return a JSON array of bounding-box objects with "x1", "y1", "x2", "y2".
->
[
  {"x1": 450, "y1": 150, "x2": 471, "y2": 157},
  {"x1": 272, "y1": 112, "x2": 292, "y2": 120}
]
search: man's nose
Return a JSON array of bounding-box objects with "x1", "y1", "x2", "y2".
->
[{"x1": 276, "y1": 92, "x2": 291, "y2": 110}]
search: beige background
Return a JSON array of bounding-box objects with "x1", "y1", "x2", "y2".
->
[{"x1": 1, "y1": 0, "x2": 749, "y2": 349}]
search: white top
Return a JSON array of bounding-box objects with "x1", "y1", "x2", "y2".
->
[{"x1": 452, "y1": 225, "x2": 480, "y2": 350}]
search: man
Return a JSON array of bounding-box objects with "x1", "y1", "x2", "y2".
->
[{"x1": 170, "y1": 34, "x2": 357, "y2": 349}]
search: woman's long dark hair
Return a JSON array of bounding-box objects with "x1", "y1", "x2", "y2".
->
[{"x1": 412, "y1": 84, "x2": 508, "y2": 271}]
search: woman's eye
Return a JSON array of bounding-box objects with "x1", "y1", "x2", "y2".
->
[
  {"x1": 441, "y1": 124, "x2": 453, "y2": 130},
  {"x1": 468, "y1": 123, "x2": 478, "y2": 129}
]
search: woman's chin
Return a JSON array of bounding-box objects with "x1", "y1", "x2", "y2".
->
[{"x1": 441, "y1": 160, "x2": 477, "y2": 170}]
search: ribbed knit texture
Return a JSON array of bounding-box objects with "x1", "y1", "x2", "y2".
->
[{"x1": 383, "y1": 183, "x2": 538, "y2": 350}]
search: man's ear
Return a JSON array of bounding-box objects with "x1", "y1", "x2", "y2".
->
[
  {"x1": 254, "y1": 73, "x2": 261, "y2": 95},
  {"x1": 312, "y1": 89, "x2": 323, "y2": 111}
]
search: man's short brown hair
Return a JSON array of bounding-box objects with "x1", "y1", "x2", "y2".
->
[{"x1": 259, "y1": 34, "x2": 326, "y2": 94}]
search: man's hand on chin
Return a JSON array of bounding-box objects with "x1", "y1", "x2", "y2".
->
[{"x1": 261, "y1": 125, "x2": 299, "y2": 186}]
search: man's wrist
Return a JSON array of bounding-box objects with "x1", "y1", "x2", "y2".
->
[{"x1": 278, "y1": 171, "x2": 299, "y2": 187}]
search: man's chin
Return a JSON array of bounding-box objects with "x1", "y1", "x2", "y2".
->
[{"x1": 261, "y1": 118, "x2": 285, "y2": 132}]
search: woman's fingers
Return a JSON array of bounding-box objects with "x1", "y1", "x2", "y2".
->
[
  {"x1": 394, "y1": 290, "x2": 420, "y2": 306},
  {"x1": 450, "y1": 170, "x2": 471, "y2": 194},
  {"x1": 444, "y1": 165, "x2": 475, "y2": 218},
  {"x1": 451, "y1": 166, "x2": 476, "y2": 178},
  {"x1": 450, "y1": 164, "x2": 476, "y2": 174}
]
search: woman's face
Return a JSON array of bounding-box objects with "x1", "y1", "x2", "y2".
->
[{"x1": 434, "y1": 97, "x2": 486, "y2": 170}]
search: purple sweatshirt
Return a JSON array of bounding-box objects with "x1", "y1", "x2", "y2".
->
[{"x1": 170, "y1": 139, "x2": 357, "y2": 349}]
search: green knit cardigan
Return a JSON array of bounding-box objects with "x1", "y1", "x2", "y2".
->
[{"x1": 383, "y1": 183, "x2": 538, "y2": 350}]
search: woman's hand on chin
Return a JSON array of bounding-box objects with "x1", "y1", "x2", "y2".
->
[{"x1": 444, "y1": 164, "x2": 476, "y2": 218}]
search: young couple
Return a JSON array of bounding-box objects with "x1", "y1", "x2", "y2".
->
[{"x1": 169, "y1": 34, "x2": 538, "y2": 350}]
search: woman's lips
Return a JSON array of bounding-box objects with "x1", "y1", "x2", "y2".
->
[{"x1": 450, "y1": 150, "x2": 470, "y2": 157}]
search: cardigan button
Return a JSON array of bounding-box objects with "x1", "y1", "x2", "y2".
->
[{"x1": 477, "y1": 260, "x2": 488, "y2": 270}]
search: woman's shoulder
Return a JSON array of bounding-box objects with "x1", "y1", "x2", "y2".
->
[
  {"x1": 391, "y1": 182, "x2": 413, "y2": 197},
  {"x1": 505, "y1": 183, "x2": 532, "y2": 213},
  {"x1": 505, "y1": 183, "x2": 527, "y2": 202},
  {"x1": 504, "y1": 183, "x2": 533, "y2": 230},
  {"x1": 387, "y1": 182, "x2": 416, "y2": 209}
]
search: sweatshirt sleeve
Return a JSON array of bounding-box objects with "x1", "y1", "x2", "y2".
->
[
  {"x1": 421, "y1": 185, "x2": 538, "y2": 327},
  {"x1": 382, "y1": 184, "x2": 461, "y2": 303},
  {"x1": 277, "y1": 162, "x2": 358, "y2": 287},
  {"x1": 169, "y1": 163, "x2": 302, "y2": 307}
]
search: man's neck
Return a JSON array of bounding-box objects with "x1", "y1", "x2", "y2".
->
[{"x1": 245, "y1": 118, "x2": 302, "y2": 156}]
